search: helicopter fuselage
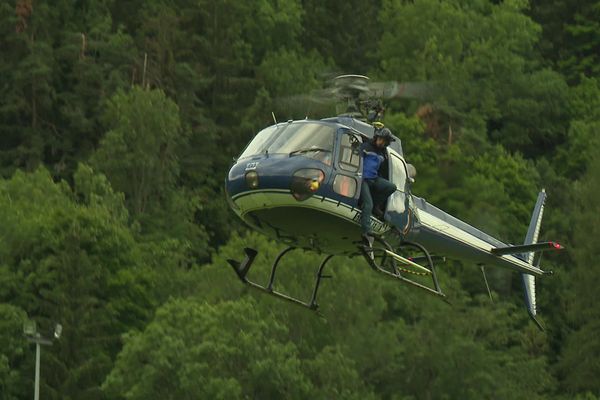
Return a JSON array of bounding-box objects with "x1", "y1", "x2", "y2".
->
[
  {"x1": 225, "y1": 117, "x2": 544, "y2": 277},
  {"x1": 224, "y1": 75, "x2": 559, "y2": 325}
]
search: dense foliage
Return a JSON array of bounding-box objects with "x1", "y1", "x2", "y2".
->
[{"x1": 1, "y1": 0, "x2": 598, "y2": 399}]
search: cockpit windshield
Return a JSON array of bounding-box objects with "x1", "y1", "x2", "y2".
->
[{"x1": 239, "y1": 122, "x2": 336, "y2": 163}]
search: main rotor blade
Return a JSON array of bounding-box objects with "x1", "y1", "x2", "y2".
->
[
  {"x1": 368, "y1": 81, "x2": 437, "y2": 100},
  {"x1": 275, "y1": 93, "x2": 337, "y2": 118}
]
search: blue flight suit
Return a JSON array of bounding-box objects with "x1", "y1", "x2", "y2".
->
[{"x1": 360, "y1": 141, "x2": 396, "y2": 235}]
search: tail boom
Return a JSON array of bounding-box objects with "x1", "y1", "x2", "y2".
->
[
  {"x1": 409, "y1": 189, "x2": 561, "y2": 330},
  {"x1": 409, "y1": 198, "x2": 545, "y2": 276}
]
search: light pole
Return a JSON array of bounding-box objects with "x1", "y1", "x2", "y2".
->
[{"x1": 23, "y1": 321, "x2": 62, "y2": 400}]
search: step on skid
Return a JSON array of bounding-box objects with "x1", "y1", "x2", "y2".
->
[{"x1": 361, "y1": 237, "x2": 446, "y2": 299}]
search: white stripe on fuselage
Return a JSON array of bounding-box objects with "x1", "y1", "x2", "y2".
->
[{"x1": 417, "y1": 210, "x2": 543, "y2": 276}]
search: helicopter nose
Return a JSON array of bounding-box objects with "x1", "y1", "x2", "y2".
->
[{"x1": 225, "y1": 155, "x2": 332, "y2": 203}]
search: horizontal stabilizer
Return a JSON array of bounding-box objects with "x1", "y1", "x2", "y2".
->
[{"x1": 491, "y1": 241, "x2": 563, "y2": 257}]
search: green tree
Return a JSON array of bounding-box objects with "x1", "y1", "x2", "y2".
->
[
  {"x1": 558, "y1": 155, "x2": 600, "y2": 395},
  {"x1": 0, "y1": 167, "x2": 154, "y2": 399},
  {"x1": 146, "y1": 232, "x2": 556, "y2": 399},
  {"x1": 531, "y1": 0, "x2": 600, "y2": 81},
  {"x1": 103, "y1": 299, "x2": 313, "y2": 400},
  {"x1": 557, "y1": 76, "x2": 600, "y2": 177},
  {"x1": 91, "y1": 87, "x2": 209, "y2": 261},
  {"x1": 564, "y1": 3, "x2": 600, "y2": 78},
  {"x1": 0, "y1": 1, "x2": 56, "y2": 175},
  {"x1": 300, "y1": 0, "x2": 382, "y2": 72},
  {"x1": 92, "y1": 87, "x2": 182, "y2": 217},
  {"x1": 0, "y1": 304, "x2": 27, "y2": 400},
  {"x1": 0, "y1": 1, "x2": 136, "y2": 178},
  {"x1": 378, "y1": 0, "x2": 569, "y2": 158}
]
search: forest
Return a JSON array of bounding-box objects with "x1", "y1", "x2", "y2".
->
[{"x1": 0, "y1": 0, "x2": 599, "y2": 399}]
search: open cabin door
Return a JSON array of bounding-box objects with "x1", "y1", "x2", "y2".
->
[
  {"x1": 385, "y1": 151, "x2": 413, "y2": 236},
  {"x1": 332, "y1": 129, "x2": 363, "y2": 204}
]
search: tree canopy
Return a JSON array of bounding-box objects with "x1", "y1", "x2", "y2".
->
[{"x1": 1, "y1": 0, "x2": 598, "y2": 398}]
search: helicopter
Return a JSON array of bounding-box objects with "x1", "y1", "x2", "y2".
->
[{"x1": 225, "y1": 75, "x2": 563, "y2": 329}]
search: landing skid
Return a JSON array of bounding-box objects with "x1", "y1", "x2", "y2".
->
[
  {"x1": 227, "y1": 247, "x2": 333, "y2": 311},
  {"x1": 227, "y1": 239, "x2": 446, "y2": 312}
]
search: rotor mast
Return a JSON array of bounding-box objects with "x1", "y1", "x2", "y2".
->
[{"x1": 333, "y1": 75, "x2": 385, "y2": 122}]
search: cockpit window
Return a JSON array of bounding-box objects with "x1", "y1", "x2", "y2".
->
[
  {"x1": 338, "y1": 131, "x2": 361, "y2": 172},
  {"x1": 238, "y1": 125, "x2": 278, "y2": 159},
  {"x1": 238, "y1": 123, "x2": 335, "y2": 163}
]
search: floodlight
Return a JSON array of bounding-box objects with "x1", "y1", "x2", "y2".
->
[
  {"x1": 54, "y1": 324, "x2": 62, "y2": 339},
  {"x1": 23, "y1": 320, "x2": 36, "y2": 336}
]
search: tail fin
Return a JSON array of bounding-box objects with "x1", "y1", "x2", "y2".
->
[{"x1": 521, "y1": 189, "x2": 546, "y2": 330}]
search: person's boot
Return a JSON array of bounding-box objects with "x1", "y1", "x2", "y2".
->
[{"x1": 361, "y1": 233, "x2": 375, "y2": 260}]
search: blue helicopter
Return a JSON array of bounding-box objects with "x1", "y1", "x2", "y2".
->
[{"x1": 225, "y1": 75, "x2": 562, "y2": 329}]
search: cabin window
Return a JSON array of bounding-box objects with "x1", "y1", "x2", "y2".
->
[
  {"x1": 338, "y1": 131, "x2": 360, "y2": 172},
  {"x1": 333, "y1": 174, "x2": 357, "y2": 198}
]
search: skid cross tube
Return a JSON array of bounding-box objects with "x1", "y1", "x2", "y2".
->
[{"x1": 227, "y1": 247, "x2": 334, "y2": 311}]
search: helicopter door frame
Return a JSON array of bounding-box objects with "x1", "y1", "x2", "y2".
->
[
  {"x1": 385, "y1": 149, "x2": 413, "y2": 235},
  {"x1": 332, "y1": 129, "x2": 363, "y2": 204},
  {"x1": 387, "y1": 150, "x2": 409, "y2": 194}
]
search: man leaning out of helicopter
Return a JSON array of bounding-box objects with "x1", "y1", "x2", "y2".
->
[{"x1": 359, "y1": 126, "x2": 397, "y2": 249}]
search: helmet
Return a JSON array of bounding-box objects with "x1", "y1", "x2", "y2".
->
[{"x1": 374, "y1": 127, "x2": 395, "y2": 143}]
